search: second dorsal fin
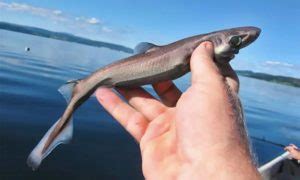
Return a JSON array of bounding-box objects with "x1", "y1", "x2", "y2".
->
[{"x1": 134, "y1": 42, "x2": 160, "y2": 54}]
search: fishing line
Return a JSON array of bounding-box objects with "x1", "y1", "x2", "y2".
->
[{"x1": 250, "y1": 136, "x2": 286, "y2": 148}]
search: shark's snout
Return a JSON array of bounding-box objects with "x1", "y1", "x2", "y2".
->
[
  {"x1": 241, "y1": 26, "x2": 261, "y2": 48},
  {"x1": 213, "y1": 26, "x2": 261, "y2": 62}
]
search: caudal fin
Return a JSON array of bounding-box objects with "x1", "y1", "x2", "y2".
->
[
  {"x1": 27, "y1": 81, "x2": 78, "y2": 170},
  {"x1": 26, "y1": 117, "x2": 73, "y2": 170}
]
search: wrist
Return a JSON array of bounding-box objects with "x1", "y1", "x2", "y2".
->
[
  {"x1": 181, "y1": 141, "x2": 260, "y2": 180},
  {"x1": 185, "y1": 151, "x2": 259, "y2": 180}
]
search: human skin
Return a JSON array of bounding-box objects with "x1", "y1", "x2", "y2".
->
[
  {"x1": 285, "y1": 144, "x2": 300, "y2": 160},
  {"x1": 96, "y1": 42, "x2": 261, "y2": 179}
]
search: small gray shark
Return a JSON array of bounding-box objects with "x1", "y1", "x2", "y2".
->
[{"x1": 27, "y1": 26, "x2": 261, "y2": 170}]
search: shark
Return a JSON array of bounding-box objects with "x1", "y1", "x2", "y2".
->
[{"x1": 27, "y1": 26, "x2": 261, "y2": 170}]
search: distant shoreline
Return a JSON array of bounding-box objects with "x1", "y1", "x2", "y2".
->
[
  {"x1": 0, "y1": 21, "x2": 133, "y2": 54},
  {"x1": 236, "y1": 70, "x2": 300, "y2": 88}
]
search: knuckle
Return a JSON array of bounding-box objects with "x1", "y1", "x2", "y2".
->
[{"x1": 126, "y1": 113, "x2": 146, "y2": 131}]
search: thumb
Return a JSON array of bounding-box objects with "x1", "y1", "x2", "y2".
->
[{"x1": 190, "y1": 41, "x2": 223, "y2": 86}]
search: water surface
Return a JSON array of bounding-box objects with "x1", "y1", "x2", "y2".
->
[{"x1": 0, "y1": 30, "x2": 299, "y2": 179}]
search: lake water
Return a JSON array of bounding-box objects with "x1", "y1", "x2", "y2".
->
[{"x1": 0, "y1": 30, "x2": 300, "y2": 179}]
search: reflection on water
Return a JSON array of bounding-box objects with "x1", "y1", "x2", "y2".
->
[{"x1": 0, "y1": 30, "x2": 300, "y2": 179}]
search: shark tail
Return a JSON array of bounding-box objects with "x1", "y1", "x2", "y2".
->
[{"x1": 27, "y1": 80, "x2": 78, "y2": 170}]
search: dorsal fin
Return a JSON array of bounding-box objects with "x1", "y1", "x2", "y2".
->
[{"x1": 134, "y1": 42, "x2": 160, "y2": 54}]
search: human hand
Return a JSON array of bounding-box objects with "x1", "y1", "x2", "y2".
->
[
  {"x1": 96, "y1": 42, "x2": 260, "y2": 179},
  {"x1": 285, "y1": 144, "x2": 300, "y2": 160}
]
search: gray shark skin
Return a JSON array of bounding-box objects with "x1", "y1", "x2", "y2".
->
[{"x1": 27, "y1": 26, "x2": 261, "y2": 170}]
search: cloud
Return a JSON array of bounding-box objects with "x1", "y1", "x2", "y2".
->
[
  {"x1": 102, "y1": 26, "x2": 112, "y2": 32},
  {"x1": 0, "y1": 1, "x2": 135, "y2": 46},
  {"x1": 0, "y1": 2, "x2": 113, "y2": 33},
  {"x1": 0, "y1": 2, "x2": 66, "y2": 22},
  {"x1": 86, "y1": 17, "x2": 100, "y2": 24},
  {"x1": 75, "y1": 16, "x2": 102, "y2": 25},
  {"x1": 0, "y1": 2, "x2": 105, "y2": 26},
  {"x1": 265, "y1": 60, "x2": 294, "y2": 67},
  {"x1": 53, "y1": 10, "x2": 62, "y2": 15}
]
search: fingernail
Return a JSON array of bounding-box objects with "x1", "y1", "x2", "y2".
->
[
  {"x1": 204, "y1": 41, "x2": 213, "y2": 49},
  {"x1": 96, "y1": 87, "x2": 110, "y2": 100},
  {"x1": 97, "y1": 87, "x2": 108, "y2": 94}
]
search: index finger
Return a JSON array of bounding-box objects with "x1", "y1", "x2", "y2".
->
[{"x1": 96, "y1": 87, "x2": 149, "y2": 142}]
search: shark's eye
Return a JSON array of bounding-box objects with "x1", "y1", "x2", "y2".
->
[{"x1": 229, "y1": 36, "x2": 242, "y2": 47}]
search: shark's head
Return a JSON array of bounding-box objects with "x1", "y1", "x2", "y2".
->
[{"x1": 209, "y1": 26, "x2": 261, "y2": 62}]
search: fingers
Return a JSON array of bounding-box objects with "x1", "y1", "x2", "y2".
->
[
  {"x1": 285, "y1": 146, "x2": 293, "y2": 151},
  {"x1": 217, "y1": 63, "x2": 240, "y2": 93},
  {"x1": 116, "y1": 87, "x2": 167, "y2": 120},
  {"x1": 190, "y1": 41, "x2": 223, "y2": 87},
  {"x1": 290, "y1": 144, "x2": 298, "y2": 149},
  {"x1": 285, "y1": 145, "x2": 300, "y2": 160},
  {"x1": 152, "y1": 80, "x2": 182, "y2": 107},
  {"x1": 96, "y1": 87, "x2": 148, "y2": 142},
  {"x1": 285, "y1": 144, "x2": 299, "y2": 152},
  {"x1": 285, "y1": 145, "x2": 296, "y2": 152}
]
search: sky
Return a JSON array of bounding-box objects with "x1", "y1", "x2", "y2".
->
[{"x1": 0, "y1": 0, "x2": 300, "y2": 78}]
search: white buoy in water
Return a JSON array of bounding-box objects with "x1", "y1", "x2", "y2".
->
[{"x1": 25, "y1": 47, "x2": 30, "y2": 52}]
